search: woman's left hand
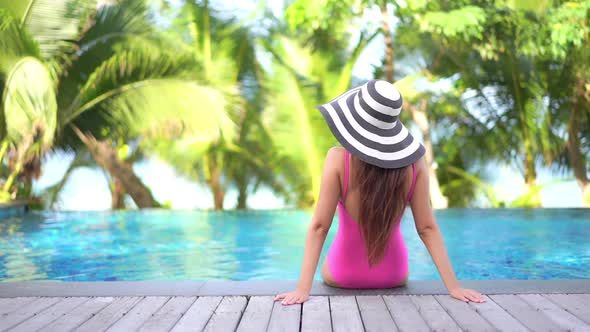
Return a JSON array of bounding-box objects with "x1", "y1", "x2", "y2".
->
[{"x1": 449, "y1": 287, "x2": 485, "y2": 303}]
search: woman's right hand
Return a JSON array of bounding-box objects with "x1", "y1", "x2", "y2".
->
[{"x1": 274, "y1": 289, "x2": 310, "y2": 305}]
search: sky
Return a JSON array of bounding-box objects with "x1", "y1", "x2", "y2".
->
[{"x1": 30, "y1": 0, "x2": 585, "y2": 210}]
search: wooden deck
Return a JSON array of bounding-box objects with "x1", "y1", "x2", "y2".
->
[{"x1": 1, "y1": 293, "x2": 589, "y2": 331}]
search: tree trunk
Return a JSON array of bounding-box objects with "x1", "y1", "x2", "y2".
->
[
  {"x1": 380, "y1": 2, "x2": 394, "y2": 83},
  {"x1": 206, "y1": 157, "x2": 225, "y2": 210},
  {"x1": 111, "y1": 177, "x2": 126, "y2": 209},
  {"x1": 522, "y1": 111, "x2": 541, "y2": 207},
  {"x1": 236, "y1": 176, "x2": 248, "y2": 210},
  {"x1": 380, "y1": 3, "x2": 447, "y2": 208},
  {"x1": 567, "y1": 79, "x2": 590, "y2": 206},
  {"x1": 411, "y1": 99, "x2": 449, "y2": 209},
  {"x1": 523, "y1": 134, "x2": 541, "y2": 207},
  {"x1": 73, "y1": 127, "x2": 160, "y2": 209}
]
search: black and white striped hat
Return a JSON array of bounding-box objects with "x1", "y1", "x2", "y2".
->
[{"x1": 317, "y1": 79, "x2": 425, "y2": 169}]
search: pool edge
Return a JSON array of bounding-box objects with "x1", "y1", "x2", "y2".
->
[{"x1": 0, "y1": 280, "x2": 588, "y2": 297}]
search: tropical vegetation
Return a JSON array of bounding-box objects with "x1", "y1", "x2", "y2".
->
[{"x1": 1, "y1": 0, "x2": 588, "y2": 209}]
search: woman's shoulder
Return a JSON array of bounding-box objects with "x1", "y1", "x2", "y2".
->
[
  {"x1": 324, "y1": 146, "x2": 345, "y2": 172},
  {"x1": 327, "y1": 146, "x2": 345, "y2": 159}
]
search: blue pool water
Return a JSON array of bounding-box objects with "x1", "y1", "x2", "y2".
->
[{"x1": 0, "y1": 209, "x2": 588, "y2": 282}]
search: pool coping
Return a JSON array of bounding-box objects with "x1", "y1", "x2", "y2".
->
[{"x1": 0, "y1": 280, "x2": 588, "y2": 297}]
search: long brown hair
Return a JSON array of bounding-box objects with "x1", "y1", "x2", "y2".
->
[{"x1": 353, "y1": 155, "x2": 409, "y2": 266}]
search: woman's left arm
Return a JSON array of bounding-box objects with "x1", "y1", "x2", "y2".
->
[
  {"x1": 274, "y1": 148, "x2": 342, "y2": 305},
  {"x1": 410, "y1": 158, "x2": 485, "y2": 303}
]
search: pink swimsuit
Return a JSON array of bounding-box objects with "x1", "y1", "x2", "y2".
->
[{"x1": 326, "y1": 149, "x2": 417, "y2": 288}]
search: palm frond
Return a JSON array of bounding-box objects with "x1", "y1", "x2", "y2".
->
[
  {"x1": 55, "y1": 0, "x2": 159, "y2": 109},
  {"x1": 2, "y1": 56, "x2": 57, "y2": 162},
  {"x1": 261, "y1": 37, "x2": 335, "y2": 202},
  {"x1": 60, "y1": 49, "x2": 197, "y2": 126},
  {"x1": 0, "y1": 0, "x2": 93, "y2": 58}
]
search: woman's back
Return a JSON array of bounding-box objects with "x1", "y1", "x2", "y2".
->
[{"x1": 325, "y1": 148, "x2": 417, "y2": 288}]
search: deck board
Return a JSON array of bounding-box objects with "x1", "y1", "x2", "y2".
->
[
  {"x1": 170, "y1": 296, "x2": 222, "y2": 332},
  {"x1": 0, "y1": 293, "x2": 587, "y2": 331},
  {"x1": 410, "y1": 295, "x2": 462, "y2": 331},
  {"x1": 544, "y1": 293, "x2": 590, "y2": 325},
  {"x1": 139, "y1": 296, "x2": 196, "y2": 332},
  {"x1": 41, "y1": 296, "x2": 115, "y2": 332},
  {"x1": 8, "y1": 296, "x2": 89, "y2": 332},
  {"x1": 519, "y1": 294, "x2": 590, "y2": 331},
  {"x1": 382, "y1": 295, "x2": 430, "y2": 332},
  {"x1": 0, "y1": 297, "x2": 61, "y2": 331},
  {"x1": 468, "y1": 295, "x2": 528, "y2": 332},
  {"x1": 236, "y1": 296, "x2": 274, "y2": 332},
  {"x1": 490, "y1": 294, "x2": 566, "y2": 332},
  {"x1": 356, "y1": 295, "x2": 397, "y2": 332},
  {"x1": 203, "y1": 296, "x2": 248, "y2": 332},
  {"x1": 105, "y1": 296, "x2": 169, "y2": 332},
  {"x1": 0, "y1": 297, "x2": 37, "y2": 316},
  {"x1": 301, "y1": 296, "x2": 331, "y2": 332},
  {"x1": 76, "y1": 296, "x2": 143, "y2": 332},
  {"x1": 329, "y1": 296, "x2": 364, "y2": 332},
  {"x1": 434, "y1": 294, "x2": 495, "y2": 331},
  {"x1": 267, "y1": 299, "x2": 301, "y2": 332}
]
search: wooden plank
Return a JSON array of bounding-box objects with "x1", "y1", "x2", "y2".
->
[
  {"x1": 519, "y1": 294, "x2": 590, "y2": 331},
  {"x1": 76, "y1": 297, "x2": 143, "y2": 332},
  {"x1": 544, "y1": 294, "x2": 590, "y2": 325},
  {"x1": 0, "y1": 297, "x2": 61, "y2": 326},
  {"x1": 266, "y1": 299, "x2": 301, "y2": 332},
  {"x1": 468, "y1": 295, "x2": 528, "y2": 332},
  {"x1": 356, "y1": 296, "x2": 397, "y2": 332},
  {"x1": 0, "y1": 297, "x2": 37, "y2": 315},
  {"x1": 410, "y1": 295, "x2": 461, "y2": 332},
  {"x1": 170, "y1": 296, "x2": 222, "y2": 332},
  {"x1": 329, "y1": 296, "x2": 364, "y2": 332},
  {"x1": 578, "y1": 294, "x2": 590, "y2": 306},
  {"x1": 8, "y1": 296, "x2": 90, "y2": 332},
  {"x1": 204, "y1": 296, "x2": 248, "y2": 332},
  {"x1": 0, "y1": 297, "x2": 62, "y2": 331},
  {"x1": 236, "y1": 296, "x2": 274, "y2": 332},
  {"x1": 383, "y1": 295, "x2": 430, "y2": 332},
  {"x1": 41, "y1": 297, "x2": 115, "y2": 332},
  {"x1": 301, "y1": 296, "x2": 331, "y2": 332},
  {"x1": 138, "y1": 296, "x2": 196, "y2": 332},
  {"x1": 105, "y1": 296, "x2": 169, "y2": 332},
  {"x1": 435, "y1": 295, "x2": 495, "y2": 331},
  {"x1": 490, "y1": 294, "x2": 566, "y2": 332}
]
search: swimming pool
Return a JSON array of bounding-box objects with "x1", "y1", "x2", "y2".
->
[{"x1": 0, "y1": 209, "x2": 588, "y2": 282}]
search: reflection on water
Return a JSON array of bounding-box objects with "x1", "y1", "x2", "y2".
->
[{"x1": 0, "y1": 209, "x2": 588, "y2": 281}]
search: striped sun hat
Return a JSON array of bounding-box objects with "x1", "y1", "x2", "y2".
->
[{"x1": 316, "y1": 79, "x2": 425, "y2": 169}]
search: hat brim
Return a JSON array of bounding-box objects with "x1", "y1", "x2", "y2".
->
[{"x1": 317, "y1": 88, "x2": 425, "y2": 169}]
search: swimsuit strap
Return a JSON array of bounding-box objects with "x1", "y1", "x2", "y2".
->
[
  {"x1": 342, "y1": 149, "x2": 350, "y2": 201},
  {"x1": 406, "y1": 162, "x2": 417, "y2": 202}
]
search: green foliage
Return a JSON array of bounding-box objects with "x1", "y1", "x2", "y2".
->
[
  {"x1": 0, "y1": 0, "x2": 92, "y2": 58},
  {"x1": 2, "y1": 57, "x2": 57, "y2": 156},
  {"x1": 418, "y1": 6, "x2": 486, "y2": 39}
]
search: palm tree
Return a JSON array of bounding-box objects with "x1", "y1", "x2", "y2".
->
[
  {"x1": 0, "y1": 0, "x2": 233, "y2": 207},
  {"x1": 255, "y1": 2, "x2": 379, "y2": 207},
  {"x1": 141, "y1": 0, "x2": 289, "y2": 210},
  {"x1": 393, "y1": 1, "x2": 571, "y2": 207},
  {"x1": 284, "y1": 0, "x2": 452, "y2": 208}
]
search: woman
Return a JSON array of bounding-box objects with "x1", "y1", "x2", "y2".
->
[{"x1": 275, "y1": 79, "x2": 484, "y2": 305}]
